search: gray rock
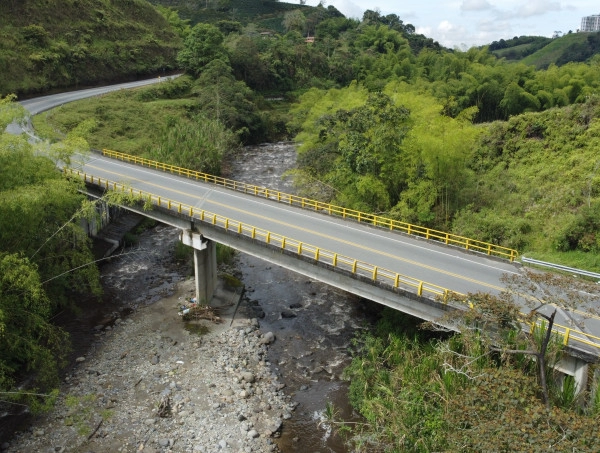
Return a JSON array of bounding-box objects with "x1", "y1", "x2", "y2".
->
[
  {"x1": 260, "y1": 332, "x2": 275, "y2": 344},
  {"x1": 240, "y1": 372, "x2": 255, "y2": 383}
]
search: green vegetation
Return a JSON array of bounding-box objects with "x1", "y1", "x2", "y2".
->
[
  {"x1": 489, "y1": 32, "x2": 600, "y2": 69},
  {"x1": 0, "y1": 96, "x2": 100, "y2": 409},
  {"x1": 0, "y1": 0, "x2": 181, "y2": 97},
  {"x1": 341, "y1": 279, "x2": 600, "y2": 452},
  {"x1": 64, "y1": 393, "x2": 112, "y2": 437}
]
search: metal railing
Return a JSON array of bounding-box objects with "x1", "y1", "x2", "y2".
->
[
  {"x1": 521, "y1": 256, "x2": 600, "y2": 280},
  {"x1": 101, "y1": 149, "x2": 518, "y2": 262},
  {"x1": 69, "y1": 168, "x2": 600, "y2": 355}
]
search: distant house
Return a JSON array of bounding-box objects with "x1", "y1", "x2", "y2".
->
[
  {"x1": 580, "y1": 14, "x2": 600, "y2": 32},
  {"x1": 305, "y1": 36, "x2": 315, "y2": 43}
]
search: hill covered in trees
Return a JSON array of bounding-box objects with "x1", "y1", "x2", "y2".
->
[
  {"x1": 489, "y1": 31, "x2": 600, "y2": 68},
  {"x1": 0, "y1": 0, "x2": 182, "y2": 97}
]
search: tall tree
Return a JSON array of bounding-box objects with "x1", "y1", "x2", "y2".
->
[{"x1": 177, "y1": 23, "x2": 228, "y2": 77}]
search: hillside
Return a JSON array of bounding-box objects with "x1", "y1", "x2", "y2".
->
[
  {"x1": 148, "y1": 0, "x2": 344, "y2": 34},
  {"x1": 0, "y1": 0, "x2": 182, "y2": 97},
  {"x1": 490, "y1": 31, "x2": 600, "y2": 68}
]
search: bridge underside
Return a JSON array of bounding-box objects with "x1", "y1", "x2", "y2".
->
[{"x1": 189, "y1": 225, "x2": 454, "y2": 324}]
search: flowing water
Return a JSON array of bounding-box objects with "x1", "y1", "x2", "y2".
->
[{"x1": 227, "y1": 143, "x2": 378, "y2": 452}]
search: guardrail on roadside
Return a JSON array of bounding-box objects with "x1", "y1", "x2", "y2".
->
[
  {"x1": 101, "y1": 148, "x2": 518, "y2": 262},
  {"x1": 521, "y1": 257, "x2": 600, "y2": 280},
  {"x1": 69, "y1": 168, "x2": 600, "y2": 356}
]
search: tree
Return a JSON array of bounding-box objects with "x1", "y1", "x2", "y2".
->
[
  {"x1": 0, "y1": 96, "x2": 107, "y2": 409},
  {"x1": 192, "y1": 59, "x2": 264, "y2": 143},
  {"x1": 177, "y1": 23, "x2": 228, "y2": 77},
  {"x1": 283, "y1": 10, "x2": 306, "y2": 34},
  {"x1": 435, "y1": 268, "x2": 600, "y2": 408},
  {"x1": 294, "y1": 90, "x2": 412, "y2": 212}
]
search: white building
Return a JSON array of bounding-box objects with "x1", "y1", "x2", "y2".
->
[{"x1": 581, "y1": 14, "x2": 600, "y2": 32}]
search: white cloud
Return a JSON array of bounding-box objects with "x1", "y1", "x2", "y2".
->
[
  {"x1": 461, "y1": 0, "x2": 493, "y2": 12},
  {"x1": 517, "y1": 0, "x2": 561, "y2": 18}
]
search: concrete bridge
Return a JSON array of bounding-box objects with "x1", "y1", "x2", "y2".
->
[{"x1": 13, "y1": 79, "x2": 600, "y2": 396}]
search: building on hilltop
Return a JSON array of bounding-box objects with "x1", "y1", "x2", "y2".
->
[{"x1": 581, "y1": 14, "x2": 600, "y2": 32}]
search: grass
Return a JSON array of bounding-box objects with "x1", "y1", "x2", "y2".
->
[
  {"x1": 184, "y1": 323, "x2": 210, "y2": 336},
  {"x1": 32, "y1": 78, "x2": 196, "y2": 156}
]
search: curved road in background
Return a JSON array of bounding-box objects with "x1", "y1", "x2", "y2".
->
[{"x1": 10, "y1": 78, "x2": 600, "y2": 355}]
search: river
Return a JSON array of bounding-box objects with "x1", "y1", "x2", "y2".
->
[{"x1": 226, "y1": 142, "x2": 377, "y2": 452}]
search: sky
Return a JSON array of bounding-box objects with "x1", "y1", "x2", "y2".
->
[{"x1": 304, "y1": 0, "x2": 599, "y2": 49}]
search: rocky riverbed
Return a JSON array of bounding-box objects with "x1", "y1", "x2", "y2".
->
[
  {"x1": 6, "y1": 276, "x2": 295, "y2": 453},
  {"x1": 4, "y1": 220, "x2": 299, "y2": 453}
]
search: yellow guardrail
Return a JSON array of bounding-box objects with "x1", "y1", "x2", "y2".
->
[
  {"x1": 101, "y1": 149, "x2": 519, "y2": 262},
  {"x1": 66, "y1": 168, "x2": 452, "y2": 301},
  {"x1": 70, "y1": 168, "x2": 599, "y2": 355}
]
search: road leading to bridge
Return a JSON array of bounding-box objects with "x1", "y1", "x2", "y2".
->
[{"x1": 11, "y1": 79, "x2": 600, "y2": 356}]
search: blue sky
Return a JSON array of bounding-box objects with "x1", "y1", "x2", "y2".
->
[{"x1": 304, "y1": 0, "x2": 598, "y2": 48}]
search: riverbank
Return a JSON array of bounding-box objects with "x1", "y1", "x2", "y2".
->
[{"x1": 5, "y1": 277, "x2": 294, "y2": 453}]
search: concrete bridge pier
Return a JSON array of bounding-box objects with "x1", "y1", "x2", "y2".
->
[
  {"x1": 555, "y1": 354, "x2": 590, "y2": 397},
  {"x1": 180, "y1": 230, "x2": 217, "y2": 305}
]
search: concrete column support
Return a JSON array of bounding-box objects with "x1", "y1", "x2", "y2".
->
[
  {"x1": 556, "y1": 355, "x2": 590, "y2": 396},
  {"x1": 180, "y1": 230, "x2": 217, "y2": 305}
]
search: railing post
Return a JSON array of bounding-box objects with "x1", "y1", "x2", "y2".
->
[{"x1": 563, "y1": 328, "x2": 570, "y2": 346}]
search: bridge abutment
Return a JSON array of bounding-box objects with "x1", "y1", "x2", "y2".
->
[{"x1": 180, "y1": 230, "x2": 217, "y2": 305}]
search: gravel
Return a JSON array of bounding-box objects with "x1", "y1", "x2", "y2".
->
[{"x1": 5, "y1": 278, "x2": 293, "y2": 453}]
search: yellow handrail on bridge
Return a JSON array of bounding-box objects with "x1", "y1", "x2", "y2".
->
[
  {"x1": 68, "y1": 167, "x2": 600, "y2": 354},
  {"x1": 101, "y1": 149, "x2": 519, "y2": 262}
]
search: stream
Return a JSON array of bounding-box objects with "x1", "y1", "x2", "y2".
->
[{"x1": 226, "y1": 142, "x2": 377, "y2": 452}]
